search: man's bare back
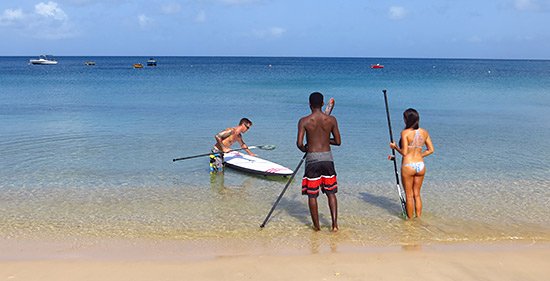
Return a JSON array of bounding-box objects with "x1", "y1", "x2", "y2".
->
[{"x1": 297, "y1": 109, "x2": 341, "y2": 153}]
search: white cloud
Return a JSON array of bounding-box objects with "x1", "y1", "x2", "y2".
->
[
  {"x1": 388, "y1": 6, "x2": 407, "y2": 20},
  {"x1": 35, "y1": 1, "x2": 68, "y2": 21},
  {"x1": 161, "y1": 2, "x2": 182, "y2": 14},
  {"x1": 0, "y1": 2, "x2": 77, "y2": 39},
  {"x1": 0, "y1": 9, "x2": 25, "y2": 26},
  {"x1": 253, "y1": 27, "x2": 286, "y2": 39},
  {"x1": 195, "y1": 10, "x2": 206, "y2": 22},
  {"x1": 138, "y1": 14, "x2": 153, "y2": 28}
]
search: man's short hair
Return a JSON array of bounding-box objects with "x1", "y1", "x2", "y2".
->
[
  {"x1": 239, "y1": 118, "x2": 252, "y2": 126},
  {"x1": 309, "y1": 92, "x2": 323, "y2": 108}
]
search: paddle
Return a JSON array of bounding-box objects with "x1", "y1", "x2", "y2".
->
[
  {"x1": 382, "y1": 89, "x2": 407, "y2": 219},
  {"x1": 260, "y1": 97, "x2": 335, "y2": 228},
  {"x1": 260, "y1": 152, "x2": 306, "y2": 228},
  {"x1": 172, "y1": 145, "x2": 276, "y2": 162}
]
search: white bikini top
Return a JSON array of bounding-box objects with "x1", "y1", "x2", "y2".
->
[{"x1": 407, "y1": 129, "x2": 425, "y2": 149}]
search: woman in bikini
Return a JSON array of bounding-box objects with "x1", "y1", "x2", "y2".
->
[{"x1": 390, "y1": 108, "x2": 434, "y2": 219}]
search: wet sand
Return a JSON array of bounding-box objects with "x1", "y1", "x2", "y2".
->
[{"x1": 0, "y1": 238, "x2": 548, "y2": 281}]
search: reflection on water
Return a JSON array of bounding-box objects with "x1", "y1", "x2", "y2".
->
[
  {"x1": 307, "y1": 231, "x2": 340, "y2": 254},
  {"x1": 210, "y1": 173, "x2": 225, "y2": 191}
]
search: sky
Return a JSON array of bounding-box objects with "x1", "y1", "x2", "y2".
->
[{"x1": 0, "y1": 0, "x2": 549, "y2": 59}]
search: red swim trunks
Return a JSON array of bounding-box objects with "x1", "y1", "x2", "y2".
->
[{"x1": 301, "y1": 152, "x2": 338, "y2": 198}]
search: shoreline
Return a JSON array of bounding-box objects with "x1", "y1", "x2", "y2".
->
[
  {"x1": 2, "y1": 234, "x2": 548, "y2": 261},
  {"x1": 0, "y1": 238, "x2": 548, "y2": 281}
]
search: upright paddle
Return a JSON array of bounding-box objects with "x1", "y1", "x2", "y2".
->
[
  {"x1": 172, "y1": 145, "x2": 276, "y2": 162},
  {"x1": 260, "y1": 97, "x2": 335, "y2": 228},
  {"x1": 382, "y1": 89, "x2": 407, "y2": 219}
]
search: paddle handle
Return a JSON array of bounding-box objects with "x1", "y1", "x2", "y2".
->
[{"x1": 383, "y1": 90, "x2": 399, "y2": 177}]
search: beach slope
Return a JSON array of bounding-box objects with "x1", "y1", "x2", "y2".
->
[{"x1": 1, "y1": 242, "x2": 548, "y2": 281}]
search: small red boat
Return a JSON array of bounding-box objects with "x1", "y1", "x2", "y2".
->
[{"x1": 371, "y1": 64, "x2": 384, "y2": 69}]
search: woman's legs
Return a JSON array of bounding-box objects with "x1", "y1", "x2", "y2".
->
[
  {"x1": 412, "y1": 170, "x2": 425, "y2": 217},
  {"x1": 401, "y1": 166, "x2": 426, "y2": 218},
  {"x1": 401, "y1": 168, "x2": 415, "y2": 219}
]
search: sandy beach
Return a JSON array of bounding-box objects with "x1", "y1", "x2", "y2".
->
[{"x1": 1, "y1": 238, "x2": 548, "y2": 281}]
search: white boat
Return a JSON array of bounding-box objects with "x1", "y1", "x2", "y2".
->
[
  {"x1": 147, "y1": 58, "x2": 157, "y2": 66},
  {"x1": 29, "y1": 55, "x2": 58, "y2": 65}
]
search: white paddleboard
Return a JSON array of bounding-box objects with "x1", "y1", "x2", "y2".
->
[{"x1": 223, "y1": 151, "x2": 293, "y2": 176}]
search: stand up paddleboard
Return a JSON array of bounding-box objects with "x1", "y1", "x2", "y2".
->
[{"x1": 224, "y1": 151, "x2": 294, "y2": 177}]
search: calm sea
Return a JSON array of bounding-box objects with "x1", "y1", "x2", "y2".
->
[{"x1": 0, "y1": 56, "x2": 549, "y2": 248}]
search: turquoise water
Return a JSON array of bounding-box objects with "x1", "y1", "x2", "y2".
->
[{"x1": 0, "y1": 57, "x2": 549, "y2": 246}]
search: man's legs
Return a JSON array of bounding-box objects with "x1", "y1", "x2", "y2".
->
[
  {"x1": 327, "y1": 193, "x2": 338, "y2": 231},
  {"x1": 308, "y1": 197, "x2": 320, "y2": 231}
]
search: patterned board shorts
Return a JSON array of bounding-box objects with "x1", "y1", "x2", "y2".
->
[
  {"x1": 301, "y1": 152, "x2": 338, "y2": 198},
  {"x1": 209, "y1": 148, "x2": 224, "y2": 173}
]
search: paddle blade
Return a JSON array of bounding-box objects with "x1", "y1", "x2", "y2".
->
[{"x1": 257, "y1": 145, "x2": 276, "y2": 150}]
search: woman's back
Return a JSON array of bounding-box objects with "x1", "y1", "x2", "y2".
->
[{"x1": 401, "y1": 128, "x2": 430, "y2": 163}]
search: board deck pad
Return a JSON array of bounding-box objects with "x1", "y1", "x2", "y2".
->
[{"x1": 223, "y1": 151, "x2": 293, "y2": 176}]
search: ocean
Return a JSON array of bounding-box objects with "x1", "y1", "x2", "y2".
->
[{"x1": 0, "y1": 56, "x2": 549, "y2": 248}]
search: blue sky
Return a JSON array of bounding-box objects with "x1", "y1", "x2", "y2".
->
[{"x1": 1, "y1": 0, "x2": 549, "y2": 59}]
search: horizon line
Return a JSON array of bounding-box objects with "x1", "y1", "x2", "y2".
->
[{"x1": 3, "y1": 55, "x2": 549, "y2": 61}]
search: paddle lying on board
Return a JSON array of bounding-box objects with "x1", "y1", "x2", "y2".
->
[
  {"x1": 172, "y1": 145, "x2": 276, "y2": 162},
  {"x1": 260, "y1": 97, "x2": 335, "y2": 228},
  {"x1": 382, "y1": 89, "x2": 407, "y2": 219}
]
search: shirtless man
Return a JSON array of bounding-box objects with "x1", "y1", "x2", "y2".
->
[
  {"x1": 297, "y1": 92, "x2": 341, "y2": 231},
  {"x1": 210, "y1": 118, "x2": 255, "y2": 173}
]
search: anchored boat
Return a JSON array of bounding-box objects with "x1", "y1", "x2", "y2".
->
[
  {"x1": 147, "y1": 58, "x2": 157, "y2": 66},
  {"x1": 29, "y1": 55, "x2": 58, "y2": 65}
]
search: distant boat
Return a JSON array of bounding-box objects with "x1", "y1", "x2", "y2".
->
[
  {"x1": 371, "y1": 64, "x2": 384, "y2": 69},
  {"x1": 84, "y1": 61, "x2": 96, "y2": 66},
  {"x1": 147, "y1": 58, "x2": 157, "y2": 66},
  {"x1": 29, "y1": 55, "x2": 58, "y2": 65},
  {"x1": 133, "y1": 63, "x2": 143, "y2": 69}
]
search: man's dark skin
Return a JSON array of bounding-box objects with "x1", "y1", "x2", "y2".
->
[{"x1": 297, "y1": 98, "x2": 341, "y2": 231}]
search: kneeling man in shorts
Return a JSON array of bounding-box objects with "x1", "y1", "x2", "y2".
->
[{"x1": 297, "y1": 92, "x2": 341, "y2": 231}]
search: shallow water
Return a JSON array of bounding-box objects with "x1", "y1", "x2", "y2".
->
[{"x1": 0, "y1": 57, "x2": 549, "y2": 245}]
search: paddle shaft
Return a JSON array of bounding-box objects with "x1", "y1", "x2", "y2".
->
[
  {"x1": 173, "y1": 146, "x2": 258, "y2": 162},
  {"x1": 382, "y1": 90, "x2": 407, "y2": 218},
  {"x1": 260, "y1": 153, "x2": 306, "y2": 228}
]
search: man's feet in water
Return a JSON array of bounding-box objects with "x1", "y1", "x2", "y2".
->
[{"x1": 310, "y1": 225, "x2": 338, "y2": 232}]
